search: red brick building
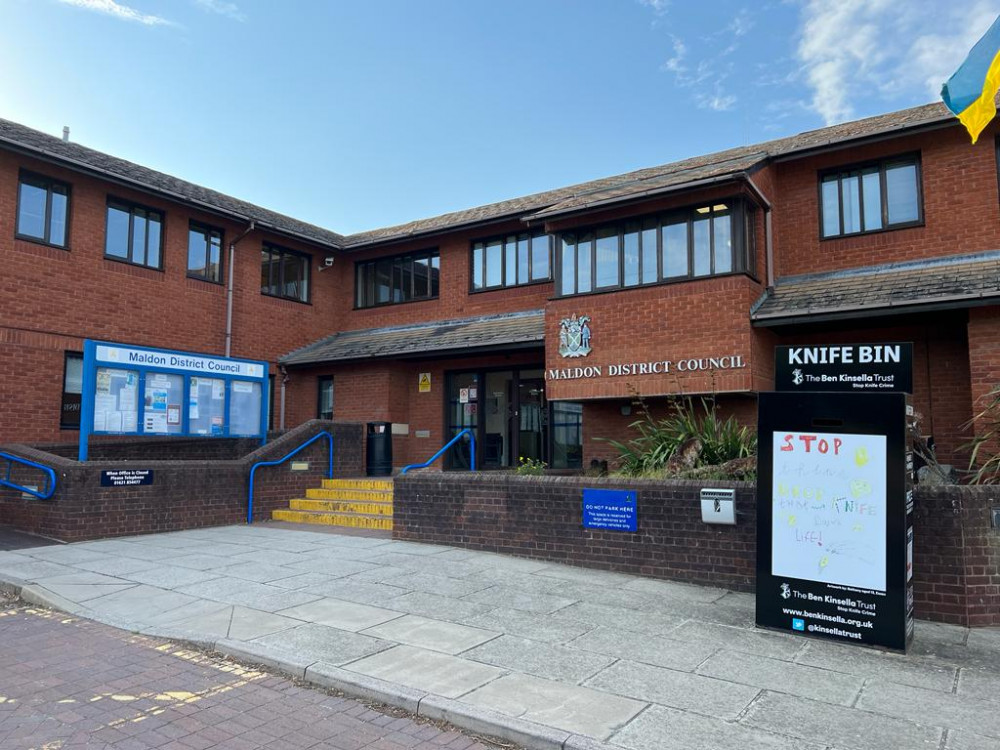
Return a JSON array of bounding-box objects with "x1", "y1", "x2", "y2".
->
[{"x1": 1, "y1": 101, "x2": 997, "y2": 471}]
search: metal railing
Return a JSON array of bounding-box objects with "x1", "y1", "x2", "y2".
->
[
  {"x1": 0, "y1": 451, "x2": 57, "y2": 500},
  {"x1": 400, "y1": 428, "x2": 476, "y2": 475},
  {"x1": 247, "y1": 430, "x2": 333, "y2": 524}
]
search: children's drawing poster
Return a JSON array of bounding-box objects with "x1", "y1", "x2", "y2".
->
[{"x1": 771, "y1": 431, "x2": 887, "y2": 592}]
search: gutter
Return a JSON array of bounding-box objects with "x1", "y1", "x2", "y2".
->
[{"x1": 225, "y1": 221, "x2": 256, "y2": 358}]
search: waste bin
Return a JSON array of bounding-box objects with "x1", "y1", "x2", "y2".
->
[{"x1": 366, "y1": 421, "x2": 393, "y2": 476}]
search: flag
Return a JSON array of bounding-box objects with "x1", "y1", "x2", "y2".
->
[{"x1": 941, "y1": 15, "x2": 1000, "y2": 144}]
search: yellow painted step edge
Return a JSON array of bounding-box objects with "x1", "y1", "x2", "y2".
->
[
  {"x1": 305, "y1": 489, "x2": 393, "y2": 501},
  {"x1": 271, "y1": 509, "x2": 393, "y2": 530},
  {"x1": 322, "y1": 479, "x2": 393, "y2": 491},
  {"x1": 290, "y1": 499, "x2": 393, "y2": 515}
]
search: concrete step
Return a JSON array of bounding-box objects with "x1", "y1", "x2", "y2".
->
[
  {"x1": 322, "y1": 478, "x2": 394, "y2": 492},
  {"x1": 305, "y1": 488, "x2": 393, "y2": 502},
  {"x1": 290, "y1": 498, "x2": 394, "y2": 516},
  {"x1": 271, "y1": 509, "x2": 393, "y2": 531}
]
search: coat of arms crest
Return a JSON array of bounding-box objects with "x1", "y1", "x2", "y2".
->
[{"x1": 558, "y1": 314, "x2": 592, "y2": 358}]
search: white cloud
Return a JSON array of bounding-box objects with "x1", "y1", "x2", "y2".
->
[
  {"x1": 56, "y1": 0, "x2": 173, "y2": 26},
  {"x1": 796, "y1": 0, "x2": 999, "y2": 125},
  {"x1": 193, "y1": 0, "x2": 246, "y2": 22},
  {"x1": 638, "y1": 0, "x2": 670, "y2": 15},
  {"x1": 697, "y1": 92, "x2": 738, "y2": 111}
]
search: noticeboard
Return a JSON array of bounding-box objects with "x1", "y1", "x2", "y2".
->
[
  {"x1": 755, "y1": 391, "x2": 913, "y2": 651},
  {"x1": 79, "y1": 340, "x2": 268, "y2": 461}
]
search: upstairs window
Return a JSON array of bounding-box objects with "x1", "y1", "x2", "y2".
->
[
  {"x1": 355, "y1": 249, "x2": 439, "y2": 308},
  {"x1": 557, "y1": 199, "x2": 754, "y2": 296},
  {"x1": 188, "y1": 222, "x2": 224, "y2": 283},
  {"x1": 105, "y1": 199, "x2": 163, "y2": 269},
  {"x1": 820, "y1": 155, "x2": 921, "y2": 238},
  {"x1": 17, "y1": 171, "x2": 69, "y2": 247},
  {"x1": 471, "y1": 231, "x2": 551, "y2": 290},
  {"x1": 261, "y1": 243, "x2": 310, "y2": 302}
]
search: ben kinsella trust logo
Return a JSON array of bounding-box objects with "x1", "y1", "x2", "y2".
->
[
  {"x1": 559, "y1": 314, "x2": 592, "y2": 358},
  {"x1": 792, "y1": 368, "x2": 804, "y2": 385}
]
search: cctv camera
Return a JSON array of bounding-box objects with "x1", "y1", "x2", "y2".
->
[{"x1": 324, "y1": 256, "x2": 335, "y2": 267}]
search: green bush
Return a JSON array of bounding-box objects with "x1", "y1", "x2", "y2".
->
[
  {"x1": 600, "y1": 396, "x2": 756, "y2": 477},
  {"x1": 514, "y1": 456, "x2": 547, "y2": 476},
  {"x1": 964, "y1": 384, "x2": 1000, "y2": 484}
]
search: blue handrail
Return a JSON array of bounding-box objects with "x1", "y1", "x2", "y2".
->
[
  {"x1": 400, "y1": 428, "x2": 476, "y2": 475},
  {"x1": 247, "y1": 431, "x2": 333, "y2": 524},
  {"x1": 0, "y1": 451, "x2": 57, "y2": 501}
]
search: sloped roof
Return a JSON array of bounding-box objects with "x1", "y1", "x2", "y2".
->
[
  {"x1": 281, "y1": 310, "x2": 544, "y2": 366},
  {"x1": 0, "y1": 118, "x2": 345, "y2": 249},
  {"x1": 343, "y1": 101, "x2": 955, "y2": 247},
  {"x1": 751, "y1": 250, "x2": 1000, "y2": 325}
]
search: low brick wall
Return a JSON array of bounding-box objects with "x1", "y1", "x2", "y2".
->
[
  {"x1": 394, "y1": 473, "x2": 1000, "y2": 627},
  {"x1": 0, "y1": 420, "x2": 363, "y2": 542}
]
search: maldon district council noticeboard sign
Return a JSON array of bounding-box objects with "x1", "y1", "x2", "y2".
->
[
  {"x1": 78, "y1": 340, "x2": 269, "y2": 462},
  {"x1": 755, "y1": 391, "x2": 913, "y2": 651}
]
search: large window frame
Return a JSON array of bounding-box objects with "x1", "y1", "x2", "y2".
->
[
  {"x1": 556, "y1": 198, "x2": 757, "y2": 297},
  {"x1": 355, "y1": 249, "x2": 440, "y2": 309},
  {"x1": 105, "y1": 198, "x2": 164, "y2": 270},
  {"x1": 187, "y1": 221, "x2": 224, "y2": 284},
  {"x1": 470, "y1": 231, "x2": 552, "y2": 291},
  {"x1": 16, "y1": 170, "x2": 71, "y2": 248},
  {"x1": 261, "y1": 243, "x2": 311, "y2": 303},
  {"x1": 317, "y1": 376, "x2": 334, "y2": 420},
  {"x1": 818, "y1": 153, "x2": 923, "y2": 240}
]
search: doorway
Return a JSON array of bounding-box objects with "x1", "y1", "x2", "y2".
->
[{"x1": 446, "y1": 367, "x2": 548, "y2": 470}]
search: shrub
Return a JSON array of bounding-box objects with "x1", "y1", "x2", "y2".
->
[
  {"x1": 514, "y1": 456, "x2": 547, "y2": 476},
  {"x1": 600, "y1": 395, "x2": 756, "y2": 478}
]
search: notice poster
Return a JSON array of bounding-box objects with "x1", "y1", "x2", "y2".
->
[
  {"x1": 229, "y1": 380, "x2": 262, "y2": 436},
  {"x1": 93, "y1": 367, "x2": 139, "y2": 434},
  {"x1": 144, "y1": 372, "x2": 183, "y2": 435},
  {"x1": 771, "y1": 431, "x2": 888, "y2": 592},
  {"x1": 188, "y1": 377, "x2": 225, "y2": 435}
]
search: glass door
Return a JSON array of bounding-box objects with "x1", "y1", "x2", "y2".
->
[
  {"x1": 516, "y1": 371, "x2": 546, "y2": 465},
  {"x1": 445, "y1": 372, "x2": 478, "y2": 469}
]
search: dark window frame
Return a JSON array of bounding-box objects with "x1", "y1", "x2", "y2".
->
[
  {"x1": 60, "y1": 351, "x2": 84, "y2": 430},
  {"x1": 16, "y1": 170, "x2": 71, "y2": 249},
  {"x1": 261, "y1": 242, "x2": 312, "y2": 303},
  {"x1": 469, "y1": 231, "x2": 553, "y2": 292},
  {"x1": 354, "y1": 249, "x2": 440, "y2": 309},
  {"x1": 818, "y1": 152, "x2": 924, "y2": 240},
  {"x1": 317, "y1": 376, "x2": 334, "y2": 420},
  {"x1": 104, "y1": 197, "x2": 165, "y2": 270},
  {"x1": 187, "y1": 221, "x2": 225, "y2": 284},
  {"x1": 555, "y1": 197, "x2": 755, "y2": 297}
]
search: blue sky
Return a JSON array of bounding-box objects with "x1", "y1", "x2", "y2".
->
[{"x1": 1, "y1": 0, "x2": 997, "y2": 234}]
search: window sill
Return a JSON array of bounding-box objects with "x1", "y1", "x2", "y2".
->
[
  {"x1": 187, "y1": 273, "x2": 225, "y2": 286},
  {"x1": 15, "y1": 234, "x2": 69, "y2": 251},
  {"x1": 103, "y1": 254, "x2": 164, "y2": 272},
  {"x1": 469, "y1": 278, "x2": 554, "y2": 294},
  {"x1": 550, "y1": 271, "x2": 755, "y2": 300},
  {"x1": 819, "y1": 220, "x2": 924, "y2": 241},
  {"x1": 353, "y1": 296, "x2": 439, "y2": 311},
  {"x1": 262, "y1": 291, "x2": 312, "y2": 306}
]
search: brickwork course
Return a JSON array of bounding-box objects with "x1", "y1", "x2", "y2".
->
[{"x1": 0, "y1": 598, "x2": 513, "y2": 750}]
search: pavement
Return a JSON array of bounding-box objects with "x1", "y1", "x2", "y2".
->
[
  {"x1": 0, "y1": 600, "x2": 512, "y2": 749},
  {"x1": 0, "y1": 524, "x2": 998, "y2": 750}
]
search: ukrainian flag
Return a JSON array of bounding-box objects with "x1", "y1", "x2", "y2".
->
[{"x1": 942, "y1": 15, "x2": 1000, "y2": 144}]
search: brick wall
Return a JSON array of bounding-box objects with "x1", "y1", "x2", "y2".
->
[
  {"x1": 395, "y1": 473, "x2": 1000, "y2": 627},
  {"x1": 0, "y1": 420, "x2": 362, "y2": 541}
]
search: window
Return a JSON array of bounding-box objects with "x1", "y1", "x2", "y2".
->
[
  {"x1": 355, "y1": 249, "x2": 439, "y2": 308},
  {"x1": 557, "y1": 199, "x2": 754, "y2": 296},
  {"x1": 317, "y1": 376, "x2": 334, "y2": 420},
  {"x1": 820, "y1": 155, "x2": 921, "y2": 238},
  {"x1": 471, "y1": 231, "x2": 551, "y2": 290},
  {"x1": 60, "y1": 352, "x2": 83, "y2": 429},
  {"x1": 17, "y1": 172, "x2": 69, "y2": 247},
  {"x1": 105, "y1": 199, "x2": 163, "y2": 269},
  {"x1": 188, "y1": 222, "x2": 224, "y2": 282},
  {"x1": 261, "y1": 243, "x2": 310, "y2": 302}
]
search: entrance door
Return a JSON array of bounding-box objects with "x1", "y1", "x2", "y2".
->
[{"x1": 516, "y1": 371, "x2": 546, "y2": 465}]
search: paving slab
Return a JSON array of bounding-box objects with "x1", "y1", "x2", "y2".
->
[
  {"x1": 36, "y1": 582, "x2": 137, "y2": 603},
  {"x1": 611, "y1": 704, "x2": 825, "y2": 750},
  {"x1": 621, "y1": 576, "x2": 730, "y2": 603},
  {"x1": 20, "y1": 545, "x2": 110, "y2": 565},
  {"x1": 795, "y1": 639, "x2": 958, "y2": 692},
  {"x1": 460, "y1": 672, "x2": 645, "y2": 740},
  {"x1": 265, "y1": 571, "x2": 340, "y2": 589},
  {"x1": 278, "y1": 597, "x2": 403, "y2": 632},
  {"x1": 344, "y1": 644, "x2": 504, "y2": 698},
  {"x1": 669, "y1": 619, "x2": 805, "y2": 661},
  {"x1": 553, "y1": 601, "x2": 685, "y2": 638},
  {"x1": 385, "y1": 591, "x2": 494, "y2": 621},
  {"x1": 460, "y1": 607, "x2": 596, "y2": 645},
  {"x1": 586, "y1": 659, "x2": 760, "y2": 720},
  {"x1": 462, "y1": 634, "x2": 615, "y2": 683},
  {"x1": 0, "y1": 559, "x2": 77, "y2": 581},
  {"x1": 698, "y1": 648, "x2": 865, "y2": 705},
  {"x1": 125, "y1": 564, "x2": 222, "y2": 589},
  {"x1": 81, "y1": 541, "x2": 179, "y2": 561},
  {"x1": 140, "y1": 598, "x2": 233, "y2": 627},
  {"x1": 283, "y1": 556, "x2": 377, "y2": 578},
  {"x1": 462, "y1": 586, "x2": 580, "y2": 615},
  {"x1": 361, "y1": 614, "x2": 498, "y2": 654},
  {"x1": 857, "y1": 678, "x2": 1000, "y2": 739},
  {"x1": 383, "y1": 571, "x2": 495, "y2": 598},
  {"x1": 251, "y1": 622, "x2": 390, "y2": 666},
  {"x1": 956, "y1": 666, "x2": 1000, "y2": 699},
  {"x1": 743, "y1": 690, "x2": 942, "y2": 750},
  {"x1": 569, "y1": 626, "x2": 718, "y2": 672},
  {"x1": 83, "y1": 584, "x2": 198, "y2": 621},
  {"x1": 72, "y1": 556, "x2": 159, "y2": 576},
  {"x1": 162, "y1": 552, "x2": 234, "y2": 570},
  {"x1": 301, "y1": 579, "x2": 411, "y2": 606},
  {"x1": 176, "y1": 577, "x2": 321, "y2": 612},
  {"x1": 213, "y1": 561, "x2": 304, "y2": 583},
  {"x1": 946, "y1": 729, "x2": 1000, "y2": 750}
]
